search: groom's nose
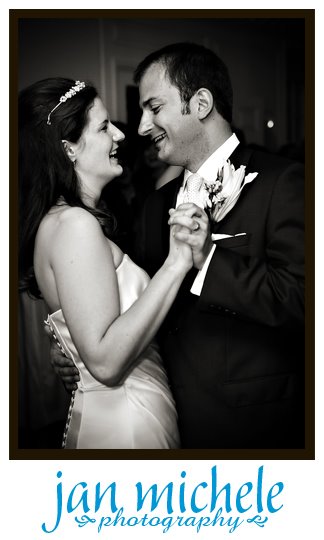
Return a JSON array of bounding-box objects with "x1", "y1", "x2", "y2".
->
[{"x1": 138, "y1": 110, "x2": 154, "y2": 137}]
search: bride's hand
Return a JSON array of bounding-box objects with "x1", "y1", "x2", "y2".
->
[{"x1": 168, "y1": 204, "x2": 213, "y2": 270}]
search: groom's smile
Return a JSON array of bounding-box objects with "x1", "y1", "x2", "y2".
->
[{"x1": 153, "y1": 132, "x2": 167, "y2": 145}]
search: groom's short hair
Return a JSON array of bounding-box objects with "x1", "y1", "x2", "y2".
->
[{"x1": 134, "y1": 41, "x2": 233, "y2": 123}]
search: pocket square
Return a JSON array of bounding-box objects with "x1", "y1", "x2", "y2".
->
[{"x1": 211, "y1": 232, "x2": 246, "y2": 241}]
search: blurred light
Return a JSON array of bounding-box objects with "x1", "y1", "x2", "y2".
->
[{"x1": 267, "y1": 120, "x2": 275, "y2": 129}]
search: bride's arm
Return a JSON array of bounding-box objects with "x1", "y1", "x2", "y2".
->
[{"x1": 50, "y1": 207, "x2": 191, "y2": 386}]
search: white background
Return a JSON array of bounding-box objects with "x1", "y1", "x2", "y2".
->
[{"x1": 2, "y1": 1, "x2": 322, "y2": 538}]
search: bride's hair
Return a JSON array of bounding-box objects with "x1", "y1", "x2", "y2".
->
[{"x1": 19, "y1": 77, "x2": 117, "y2": 298}]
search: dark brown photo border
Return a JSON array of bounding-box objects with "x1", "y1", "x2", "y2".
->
[{"x1": 10, "y1": 8, "x2": 315, "y2": 460}]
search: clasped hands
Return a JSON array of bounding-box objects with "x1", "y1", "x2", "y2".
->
[{"x1": 168, "y1": 203, "x2": 214, "y2": 270}]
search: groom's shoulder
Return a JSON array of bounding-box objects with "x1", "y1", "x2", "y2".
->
[{"x1": 247, "y1": 145, "x2": 304, "y2": 174}]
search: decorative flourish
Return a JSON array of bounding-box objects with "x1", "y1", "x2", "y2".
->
[
  {"x1": 203, "y1": 160, "x2": 258, "y2": 222},
  {"x1": 75, "y1": 515, "x2": 96, "y2": 527},
  {"x1": 47, "y1": 80, "x2": 86, "y2": 125},
  {"x1": 247, "y1": 514, "x2": 269, "y2": 527}
]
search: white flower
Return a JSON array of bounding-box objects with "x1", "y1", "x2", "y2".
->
[{"x1": 204, "y1": 160, "x2": 258, "y2": 222}]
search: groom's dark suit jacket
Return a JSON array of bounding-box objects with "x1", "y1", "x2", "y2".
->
[{"x1": 136, "y1": 146, "x2": 305, "y2": 449}]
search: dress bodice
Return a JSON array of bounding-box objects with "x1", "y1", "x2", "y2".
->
[{"x1": 114, "y1": 253, "x2": 150, "y2": 312}]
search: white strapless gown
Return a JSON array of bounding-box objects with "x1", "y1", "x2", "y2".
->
[{"x1": 45, "y1": 254, "x2": 180, "y2": 449}]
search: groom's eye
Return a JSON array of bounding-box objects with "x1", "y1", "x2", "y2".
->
[{"x1": 152, "y1": 106, "x2": 161, "y2": 115}]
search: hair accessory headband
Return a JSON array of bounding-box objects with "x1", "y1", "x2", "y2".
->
[{"x1": 47, "y1": 80, "x2": 86, "y2": 125}]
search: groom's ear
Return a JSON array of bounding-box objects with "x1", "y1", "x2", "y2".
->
[
  {"x1": 195, "y1": 88, "x2": 214, "y2": 120},
  {"x1": 61, "y1": 139, "x2": 77, "y2": 163}
]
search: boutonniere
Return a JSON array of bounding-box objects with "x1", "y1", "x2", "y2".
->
[{"x1": 203, "y1": 160, "x2": 258, "y2": 222}]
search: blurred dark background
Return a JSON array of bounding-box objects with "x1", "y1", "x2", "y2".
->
[{"x1": 17, "y1": 15, "x2": 306, "y2": 448}]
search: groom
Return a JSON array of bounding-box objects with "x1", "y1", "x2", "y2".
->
[
  {"x1": 133, "y1": 42, "x2": 305, "y2": 449},
  {"x1": 54, "y1": 42, "x2": 305, "y2": 449}
]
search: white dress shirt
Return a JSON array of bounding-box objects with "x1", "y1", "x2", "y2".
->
[{"x1": 175, "y1": 133, "x2": 240, "y2": 295}]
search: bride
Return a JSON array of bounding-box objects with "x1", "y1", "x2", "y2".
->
[{"x1": 19, "y1": 77, "x2": 193, "y2": 449}]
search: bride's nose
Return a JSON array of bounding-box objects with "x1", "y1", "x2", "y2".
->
[{"x1": 111, "y1": 123, "x2": 125, "y2": 142}]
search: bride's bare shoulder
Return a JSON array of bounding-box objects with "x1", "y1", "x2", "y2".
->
[{"x1": 43, "y1": 205, "x2": 99, "y2": 232}]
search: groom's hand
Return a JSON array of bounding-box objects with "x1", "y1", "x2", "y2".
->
[
  {"x1": 168, "y1": 203, "x2": 214, "y2": 269},
  {"x1": 44, "y1": 324, "x2": 80, "y2": 393}
]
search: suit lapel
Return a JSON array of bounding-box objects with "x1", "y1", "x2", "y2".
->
[
  {"x1": 168, "y1": 172, "x2": 184, "y2": 206},
  {"x1": 230, "y1": 144, "x2": 253, "y2": 171}
]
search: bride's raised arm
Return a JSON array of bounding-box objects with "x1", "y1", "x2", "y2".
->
[{"x1": 42, "y1": 206, "x2": 192, "y2": 387}]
